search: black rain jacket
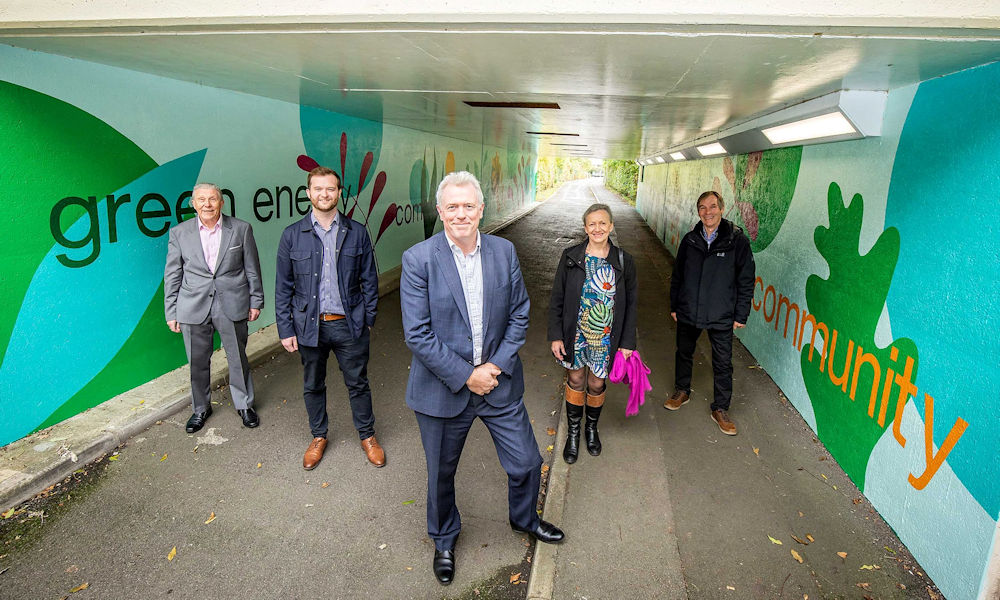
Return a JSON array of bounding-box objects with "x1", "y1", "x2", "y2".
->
[{"x1": 669, "y1": 218, "x2": 755, "y2": 330}]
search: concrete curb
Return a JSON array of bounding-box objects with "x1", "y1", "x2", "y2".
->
[{"x1": 526, "y1": 391, "x2": 569, "y2": 600}]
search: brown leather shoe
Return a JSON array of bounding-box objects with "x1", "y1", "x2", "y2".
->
[
  {"x1": 361, "y1": 435, "x2": 386, "y2": 467},
  {"x1": 664, "y1": 390, "x2": 690, "y2": 411},
  {"x1": 711, "y1": 409, "x2": 738, "y2": 436},
  {"x1": 303, "y1": 437, "x2": 328, "y2": 470}
]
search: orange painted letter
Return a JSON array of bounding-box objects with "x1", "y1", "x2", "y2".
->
[{"x1": 907, "y1": 393, "x2": 968, "y2": 490}]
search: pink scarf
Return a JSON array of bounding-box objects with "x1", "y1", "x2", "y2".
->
[{"x1": 608, "y1": 350, "x2": 652, "y2": 416}]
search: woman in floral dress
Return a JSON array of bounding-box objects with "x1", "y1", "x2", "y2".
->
[{"x1": 548, "y1": 203, "x2": 638, "y2": 463}]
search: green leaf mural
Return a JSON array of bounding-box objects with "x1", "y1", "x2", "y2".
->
[
  {"x1": 800, "y1": 183, "x2": 919, "y2": 489},
  {"x1": 0, "y1": 81, "x2": 157, "y2": 361},
  {"x1": 722, "y1": 146, "x2": 801, "y2": 252}
]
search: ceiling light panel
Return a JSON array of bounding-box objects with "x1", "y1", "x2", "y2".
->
[{"x1": 762, "y1": 111, "x2": 857, "y2": 144}]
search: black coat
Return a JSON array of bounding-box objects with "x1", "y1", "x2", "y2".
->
[
  {"x1": 548, "y1": 241, "x2": 638, "y2": 366},
  {"x1": 670, "y1": 218, "x2": 755, "y2": 330}
]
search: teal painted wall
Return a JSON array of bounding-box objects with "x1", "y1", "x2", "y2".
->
[
  {"x1": 637, "y1": 62, "x2": 1000, "y2": 600},
  {"x1": 0, "y1": 45, "x2": 536, "y2": 448}
]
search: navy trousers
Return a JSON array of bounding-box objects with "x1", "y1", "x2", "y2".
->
[
  {"x1": 298, "y1": 319, "x2": 374, "y2": 439},
  {"x1": 414, "y1": 394, "x2": 544, "y2": 551}
]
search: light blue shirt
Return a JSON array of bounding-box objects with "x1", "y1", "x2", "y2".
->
[
  {"x1": 447, "y1": 232, "x2": 484, "y2": 365},
  {"x1": 311, "y1": 211, "x2": 345, "y2": 315},
  {"x1": 701, "y1": 226, "x2": 719, "y2": 249}
]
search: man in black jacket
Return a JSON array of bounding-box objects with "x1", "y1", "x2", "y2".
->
[{"x1": 664, "y1": 191, "x2": 755, "y2": 435}]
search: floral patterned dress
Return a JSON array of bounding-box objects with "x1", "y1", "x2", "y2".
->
[{"x1": 559, "y1": 254, "x2": 616, "y2": 378}]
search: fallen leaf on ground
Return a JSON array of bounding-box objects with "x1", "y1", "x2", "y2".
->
[
  {"x1": 767, "y1": 535, "x2": 783, "y2": 545},
  {"x1": 883, "y1": 546, "x2": 896, "y2": 554},
  {"x1": 791, "y1": 549, "x2": 803, "y2": 563},
  {"x1": 927, "y1": 587, "x2": 940, "y2": 599},
  {"x1": 753, "y1": 447, "x2": 759, "y2": 456},
  {"x1": 378, "y1": 543, "x2": 387, "y2": 550},
  {"x1": 859, "y1": 564, "x2": 880, "y2": 570},
  {"x1": 160, "y1": 454, "x2": 168, "y2": 462},
  {"x1": 546, "y1": 428, "x2": 556, "y2": 436},
  {"x1": 257, "y1": 463, "x2": 262, "y2": 469},
  {"x1": 806, "y1": 534, "x2": 815, "y2": 543},
  {"x1": 321, "y1": 482, "x2": 330, "y2": 488},
  {"x1": 837, "y1": 552, "x2": 848, "y2": 559},
  {"x1": 1, "y1": 508, "x2": 14, "y2": 519},
  {"x1": 818, "y1": 456, "x2": 827, "y2": 461},
  {"x1": 69, "y1": 582, "x2": 89, "y2": 593},
  {"x1": 798, "y1": 511, "x2": 804, "y2": 517},
  {"x1": 204, "y1": 512, "x2": 216, "y2": 525},
  {"x1": 820, "y1": 473, "x2": 827, "y2": 480},
  {"x1": 167, "y1": 547, "x2": 177, "y2": 561},
  {"x1": 510, "y1": 572, "x2": 521, "y2": 583},
  {"x1": 857, "y1": 582, "x2": 871, "y2": 590},
  {"x1": 791, "y1": 535, "x2": 809, "y2": 545},
  {"x1": 541, "y1": 465, "x2": 549, "y2": 474},
  {"x1": 546, "y1": 445, "x2": 554, "y2": 452},
  {"x1": 726, "y1": 585, "x2": 735, "y2": 590},
  {"x1": 402, "y1": 499, "x2": 415, "y2": 505},
  {"x1": 108, "y1": 456, "x2": 119, "y2": 461}
]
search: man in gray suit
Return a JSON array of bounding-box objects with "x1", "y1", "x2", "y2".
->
[{"x1": 164, "y1": 183, "x2": 264, "y2": 433}]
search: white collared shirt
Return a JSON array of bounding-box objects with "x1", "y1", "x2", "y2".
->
[{"x1": 446, "y1": 232, "x2": 484, "y2": 365}]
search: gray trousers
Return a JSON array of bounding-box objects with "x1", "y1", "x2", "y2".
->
[{"x1": 180, "y1": 298, "x2": 254, "y2": 412}]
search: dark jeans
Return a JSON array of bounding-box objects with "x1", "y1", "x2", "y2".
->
[
  {"x1": 299, "y1": 319, "x2": 374, "y2": 439},
  {"x1": 674, "y1": 320, "x2": 734, "y2": 411}
]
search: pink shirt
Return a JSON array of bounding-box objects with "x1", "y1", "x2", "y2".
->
[{"x1": 198, "y1": 219, "x2": 222, "y2": 273}]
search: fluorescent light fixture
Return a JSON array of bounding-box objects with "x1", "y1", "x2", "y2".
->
[
  {"x1": 762, "y1": 111, "x2": 857, "y2": 144},
  {"x1": 654, "y1": 156, "x2": 666, "y2": 163},
  {"x1": 670, "y1": 152, "x2": 686, "y2": 161},
  {"x1": 696, "y1": 143, "x2": 727, "y2": 157}
]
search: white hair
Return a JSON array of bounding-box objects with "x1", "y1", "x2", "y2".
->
[
  {"x1": 436, "y1": 171, "x2": 484, "y2": 206},
  {"x1": 192, "y1": 182, "x2": 222, "y2": 198}
]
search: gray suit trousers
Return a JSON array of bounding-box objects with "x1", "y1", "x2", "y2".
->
[{"x1": 181, "y1": 298, "x2": 254, "y2": 412}]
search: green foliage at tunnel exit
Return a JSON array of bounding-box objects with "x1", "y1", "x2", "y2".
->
[
  {"x1": 603, "y1": 160, "x2": 638, "y2": 203},
  {"x1": 535, "y1": 157, "x2": 593, "y2": 193}
]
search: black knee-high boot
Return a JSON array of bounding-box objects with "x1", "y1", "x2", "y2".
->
[
  {"x1": 585, "y1": 390, "x2": 605, "y2": 456},
  {"x1": 563, "y1": 402, "x2": 584, "y2": 463},
  {"x1": 563, "y1": 383, "x2": 585, "y2": 464}
]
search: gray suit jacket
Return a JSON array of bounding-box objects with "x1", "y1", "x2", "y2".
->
[{"x1": 164, "y1": 215, "x2": 264, "y2": 324}]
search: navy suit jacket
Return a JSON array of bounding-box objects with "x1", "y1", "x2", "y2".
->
[
  {"x1": 401, "y1": 231, "x2": 529, "y2": 418},
  {"x1": 275, "y1": 212, "x2": 378, "y2": 345}
]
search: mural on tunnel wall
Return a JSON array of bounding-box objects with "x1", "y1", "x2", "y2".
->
[
  {"x1": 637, "y1": 61, "x2": 999, "y2": 600},
  {"x1": 0, "y1": 45, "x2": 536, "y2": 449}
]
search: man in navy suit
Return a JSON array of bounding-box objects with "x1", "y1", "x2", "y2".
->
[
  {"x1": 275, "y1": 166, "x2": 383, "y2": 471},
  {"x1": 400, "y1": 171, "x2": 564, "y2": 586}
]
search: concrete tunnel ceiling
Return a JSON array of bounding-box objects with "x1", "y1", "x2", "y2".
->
[{"x1": 2, "y1": 3, "x2": 999, "y2": 160}]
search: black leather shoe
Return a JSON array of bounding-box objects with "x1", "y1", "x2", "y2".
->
[
  {"x1": 237, "y1": 407, "x2": 259, "y2": 428},
  {"x1": 433, "y1": 549, "x2": 455, "y2": 585},
  {"x1": 185, "y1": 407, "x2": 212, "y2": 433},
  {"x1": 510, "y1": 519, "x2": 565, "y2": 544}
]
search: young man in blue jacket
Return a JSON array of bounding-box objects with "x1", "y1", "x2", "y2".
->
[{"x1": 275, "y1": 166, "x2": 383, "y2": 469}]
